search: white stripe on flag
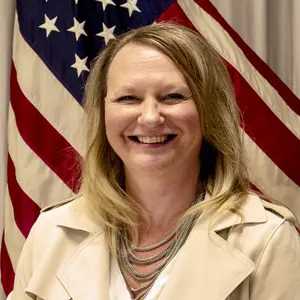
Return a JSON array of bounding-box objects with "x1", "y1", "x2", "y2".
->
[
  {"x1": 178, "y1": 0, "x2": 300, "y2": 139},
  {"x1": 4, "y1": 188, "x2": 26, "y2": 271},
  {"x1": 13, "y1": 16, "x2": 85, "y2": 157},
  {"x1": 8, "y1": 104, "x2": 75, "y2": 208}
]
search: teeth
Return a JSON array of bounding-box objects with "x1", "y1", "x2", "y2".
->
[{"x1": 137, "y1": 136, "x2": 169, "y2": 144}]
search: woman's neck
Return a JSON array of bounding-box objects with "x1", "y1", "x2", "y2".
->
[{"x1": 124, "y1": 162, "x2": 200, "y2": 241}]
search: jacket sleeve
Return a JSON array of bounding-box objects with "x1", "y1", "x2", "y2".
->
[
  {"x1": 8, "y1": 220, "x2": 39, "y2": 300},
  {"x1": 250, "y1": 219, "x2": 300, "y2": 299}
]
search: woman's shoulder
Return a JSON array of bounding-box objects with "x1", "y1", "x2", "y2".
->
[
  {"x1": 259, "y1": 196, "x2": 297, "y2": 224},
  {"x1": 254, "y1": 196, "x2": 298, "y2": 245},
  {"x1": 11, "y1": 195, "x2": 104, "y2": 300},
  {"x1": 34, "y1": 194, "x2": 82, "y2": 228},
  {"x1": 213, "y1": 193, "x2": 297, "y2": 234},
  {"x1": 41, "y1": 194, "x2": 82, "y2": 213},
  {"x1": 234, "y1": 195, "x2": 300, "y2": 298},
  {"x1": 236, "y1": 192, "x2": 298, "y2": 228},
  {"x1": 239, "y1": 193, "x2": 298, "y2": 240},
  {"x1": 213, "y1": 193, "x2": 299, "y2": 257},
  {"x1": 223, "y1": 193, "x2": 299, "y2": 260},
  {"x1": 34, "y1": 194, "x2": 103, "y2": 234},
  {"x1": 245, "y1": 193, "x2": 298, "y2": 231}
]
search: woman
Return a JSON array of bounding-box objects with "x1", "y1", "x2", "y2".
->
[{"x1": 9, "y1": 23, "x2": 300, "y2": 300}]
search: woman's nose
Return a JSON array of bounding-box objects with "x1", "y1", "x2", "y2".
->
[{"x1": 137, "y1": 98, "x2": 165, "y2": 127}]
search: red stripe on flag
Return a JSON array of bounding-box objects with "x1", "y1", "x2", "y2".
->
[
  {"x1": 227, "y1": 64, "x2": 300, "y2": 186},
  {"x1": 157, "y1": 2, "x2": 194, "y2": 28},
  {"x1": 157, "y1": 2, "x2": 300, "y2": 186},
  {"x1": 7, "y1": 154, "x2": 40, "y2": 238},
  {"x1": 196, "y1": 0, "x2": 300, "y2": 115},
  {"x1": 10, "y1": 63, "x2": 81, "y2": 193},
  {"x1": 1, "y1": 237, "x2": 14, "y2": 296}
]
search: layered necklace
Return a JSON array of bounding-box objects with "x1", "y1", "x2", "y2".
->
[{"x1": 117, "y1": 192, "x2": 205, "y2": 300}]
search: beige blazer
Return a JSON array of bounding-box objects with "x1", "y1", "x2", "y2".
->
[{"x1": 8, "y1": 193, "x2": 300, "y2": 300}]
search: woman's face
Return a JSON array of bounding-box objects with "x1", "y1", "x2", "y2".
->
[{"x1": 105, "y1": 42, "x2": 202, "y2": 172}]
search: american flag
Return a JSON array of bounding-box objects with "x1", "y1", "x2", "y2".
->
[{"x1": 1, "y1": 0, "x2": 300, "y2": 296}]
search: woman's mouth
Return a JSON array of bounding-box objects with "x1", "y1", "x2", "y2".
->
[{"x1": 128, "y1": 135, "x2": 177, "y2": 144}]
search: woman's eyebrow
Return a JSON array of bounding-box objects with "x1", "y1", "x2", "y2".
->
[
  {"x1": 108, "y1": 85, "x2": 136, "y2": 96},
  {"x1": 116, "y1": 84, "x2": 189, "y2": 93}
]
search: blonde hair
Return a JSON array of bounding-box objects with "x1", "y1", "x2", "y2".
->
[{"x1": 82, "y1": 23, "x2": 249, "y2": 252}]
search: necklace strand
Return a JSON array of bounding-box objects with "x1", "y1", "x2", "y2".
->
[
  {"x1": 130, "y1": 228, "x2": 177, "y2": 252},
  {"x1": 118, "y1": 214, "x2": 199, "y2": 299},
  {"x1": 117, "y1": 191, "x2": 205, "y2": 300}
]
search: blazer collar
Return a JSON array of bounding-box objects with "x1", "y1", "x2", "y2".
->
[
  {"x1": 54, "y1": 193, "x2": 266, "y2": 300},
  {"x1": 211, "y1": 193, "x2": 267, "y2": 231},
  {"x1": 55, "y1": 196, "x2": 104, "y2": 233},
  {"x1": 55, "y1": 193, "x2": 267, "y2": 234}
]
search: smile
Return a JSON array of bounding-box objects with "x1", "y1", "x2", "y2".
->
[{"x1": 129, "y1": 135, "x2": 177, "y2": 144}]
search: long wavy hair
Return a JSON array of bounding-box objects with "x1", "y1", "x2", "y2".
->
[{"x1": 82, "y1": 23, "x2": 249, "y2": 253}]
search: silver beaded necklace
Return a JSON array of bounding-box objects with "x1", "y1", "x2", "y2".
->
[{"x1": 117, "y1": 191, "x2": 205, "y2": 300}]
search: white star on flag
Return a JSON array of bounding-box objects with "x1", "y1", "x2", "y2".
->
[
  {"x1": 71, "y1": 54, "x2": 89, "y2": 77},
  {"x1": 95, "y1": 0, "x2": 116, "y2": 11},
  {"x1": 96, "y1": 23, "x2": 116, "y2": 45},
  {"x1": 120, "y1": 0, "x2": 141, "y2": 17},
  {"x1": 39, "y1": 15, "x2": 60, "y2": 37},
  {"x1": 68, "y1": 18, "x2": 87, "y2": 41}
]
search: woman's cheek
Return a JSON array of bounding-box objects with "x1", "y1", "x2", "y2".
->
[{"x1": 105, "y1": 105, "x2": 138, "y2": 135}]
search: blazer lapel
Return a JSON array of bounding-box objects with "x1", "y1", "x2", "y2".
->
[
  {"x1": 57, "y1": 231, "x2": 110, "y2": 300},
  {"x1": 158, "y1": 194, "x2": 268, "y2": 300},
  {"x1": 158, "y1": 218, "x2": 255, "y2": 300}
]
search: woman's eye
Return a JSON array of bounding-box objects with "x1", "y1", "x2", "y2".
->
[
  {"x1": 162, "y1": 93, "x2": 186, "y2": 102},
  {"x1": 116, "y1": 96, "x2": 139, "y2": 103}
]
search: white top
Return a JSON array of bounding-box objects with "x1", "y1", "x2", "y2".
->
[{"x1": 109, "y1": 253, "x2": 179, "y2": 300}]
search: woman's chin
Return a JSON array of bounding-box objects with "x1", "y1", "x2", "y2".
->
[{"x1": 127, "y1": 156, "x2": 175, "y2": 172}]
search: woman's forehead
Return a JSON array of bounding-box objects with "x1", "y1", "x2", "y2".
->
[
  {"x1": 108, "y1": 43, "x2": 173, "y2": 73},
  {"x1": 106, "y1": 43, "x2": 189, "y2": 92}
]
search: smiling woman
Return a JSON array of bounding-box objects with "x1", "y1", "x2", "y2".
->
[
  {"x1": 104, "y1": 42, "x2": 202, "y2": 172},
  {"x1": 8, "y1": 23, "x2": 300, "y2": 300}
]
